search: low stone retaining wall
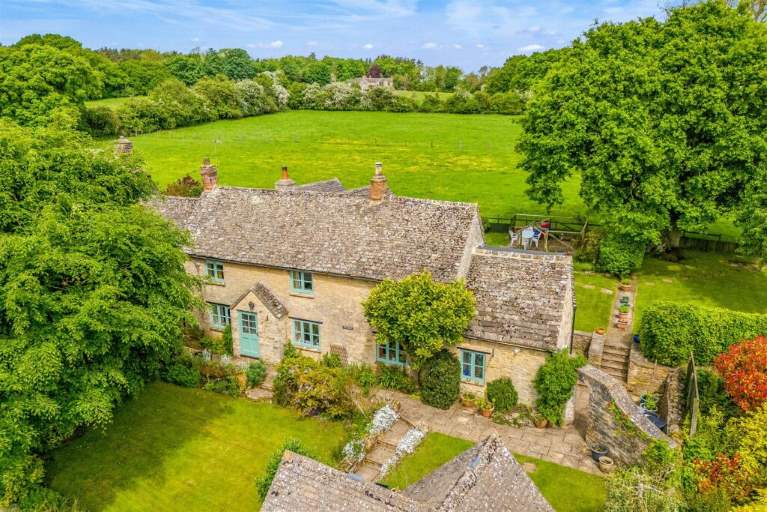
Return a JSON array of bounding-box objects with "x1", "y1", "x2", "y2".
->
[
  {"x1": 587, "y1": 332, "x2": 605, "y2": 367},
  {"x1": 627, "y1": 344, "x2": 675, "y2": 397},
  {"x1": 576, "y1": 365, "x2": 676, "y2": 466},
  {"x1": 658, "y1": 368, "x2": 684, "y2": 430},
  {"x1": 572, "y1": 330, "x2": 593, "y2": 357}
]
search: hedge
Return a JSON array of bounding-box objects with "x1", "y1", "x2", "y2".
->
[
  {"x1": 419, "y1": 350, "x2": 460, "y2": 409},
  {"x1": 639, "y1": 302, "x2": 767, "y2": 366}
]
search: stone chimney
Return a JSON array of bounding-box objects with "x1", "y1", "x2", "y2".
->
[
  {"x1": 275, "y1": 165, "x2": 296, "y2": 192},
  {"x1": 114, "y1": 135, "x2": 133, "y2": 155},
  {"x1": 200, "y1": 158, "x2": 218, "y2": 192},
  {"x1": 369, "y1": 162, "x2": 388, "y2": 201}
]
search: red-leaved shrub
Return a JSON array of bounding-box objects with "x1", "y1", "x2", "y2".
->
[{"x1": 714, "y1": 336, "x2": 767, "y2": 412}]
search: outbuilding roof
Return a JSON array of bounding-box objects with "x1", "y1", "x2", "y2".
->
[{"x1": 260, "y1": 435, "x2": 553, "y2": 512}]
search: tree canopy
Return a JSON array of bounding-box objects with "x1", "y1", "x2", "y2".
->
[
  {"x1": 362, "y1": 272, "x2": 475, "y2": 365},
  {"x1": 0, "y1": 121, "x2": 197, "y2": 506},
  {"x1": 519, "y1": 1, "x2": 767, "y2": 265}
]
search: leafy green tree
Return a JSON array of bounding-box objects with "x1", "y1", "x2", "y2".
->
[
  {"x1": 0, "y1": 121, "x2": 197, "y2": 505},
  {"x1": 519, "y1": 2, "x2": 767, "y2": 264},
  {"x1": 362, "y1": 272, "x2": 475, "y2": 365}
]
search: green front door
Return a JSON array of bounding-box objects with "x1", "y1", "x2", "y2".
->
[{"x1": 238, "y1": 311, "x2": 259, "y2": 358}]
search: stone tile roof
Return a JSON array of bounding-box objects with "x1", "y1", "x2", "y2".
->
[
  {"x1": 297, "y1": 178, "x2": 346, "y2": 193},
  {"x1": 261, "y1": 436, "x2": 552, "y2": 512},
  {"x1": 403, "y1": 435, "x2": 554, "y2": 512},
  {"x1": 465, "y1": 248, "x2": 573, "y2": 351},
  {"x1": 151, "y1": 187, "x2": 479, "y2": 282},
  {"x1": 231, "y1": 283, "x2": 287, "y2": 319},
  {"x1": 261, "y1": 451, "x2": 427, "y2": 512}
]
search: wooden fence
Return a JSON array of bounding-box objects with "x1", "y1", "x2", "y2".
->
[{"x1": 685, "y1": 355, "x2": 701, "y2": 437}]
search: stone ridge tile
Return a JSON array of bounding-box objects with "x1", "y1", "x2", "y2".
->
[
  {"x1": 151, "y1": 187, "x2": 480, "y2": 283},
  {"x1": 465, "y1": 249, "x2": 572, "y2": 351}
]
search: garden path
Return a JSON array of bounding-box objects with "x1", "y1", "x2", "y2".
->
[
  {"x1": 598, "y1": 281, "x2": 637, "y2": 382},
  {"x1": 374, "y1": 389, "x2": 601, "y2": 475}
]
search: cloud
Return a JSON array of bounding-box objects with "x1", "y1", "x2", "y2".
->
[
  {"x1": 191, "y1": 36, "x2": 200, "y2": 42},
  {"x1": 362, "y1": 43, "x2": 374, "y2": 49},
  {"x1": 519, "y1": 43, "x2": 544, "y2": 53},
  {"x1": 422, "y1": 41, "x2": 438, "y2": 49},
  {"x1": 330, "y1": 0, "x2": 417, "y2": 17},
  {"x1": 475, "y1": 43, "x2": 485, "y2": 49},
  {"x1": 452, "y1": 43, "x2": 463, "y2": 49},
  {"x1": 249, "y1": 40, "x2": 283, "y2": 49},
  {"x1": 306, "y1": 40, "x2": 318, "y2": 47}
]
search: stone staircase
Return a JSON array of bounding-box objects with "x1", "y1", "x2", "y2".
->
[
  {"x1": 592, "y1": 282, "x2": 636, "y2": 383},
  {"x1": 244, "y1": 364, "x2": 275, "y2": 401},
  {"x1": 601, "y1": 342, "x2": 630, "y2": 382},
  {"x1": 357, "y1": 418, "x2": 412, "y2": 482}
]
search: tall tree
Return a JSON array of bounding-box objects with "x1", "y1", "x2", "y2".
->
[
  {"x1": 519, "y1": 1, "x2": 767, "y2": 267},
  {"x1": 0, "y1": 121, "x2": 197, "y2": 506}
]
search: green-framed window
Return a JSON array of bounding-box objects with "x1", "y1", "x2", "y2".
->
[
  {"x1": 205, "y1": 260, "x2": 224, "y2": 283},
  {"x1": 291, "y1": 318, "x2": 320, "y2": 350},
  {"x1": 460, "y1": 349, "x2": 487, "y2": 384},
  {"x1": 377, "y1": 340, "x2": 406, "y2": 366},
  {"x1": 208, "y1": 303, "x2": 231, "y2": 330},
  {"x1": 290, "y1": 271, "x2": 313, "y2": 294}
]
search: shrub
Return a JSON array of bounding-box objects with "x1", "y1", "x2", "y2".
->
[
  {"x1": 347, "y1": 363, "x2": 376, "y2": 394},
  {"x1": 82, "y1": 106, "x2": 120, "y2": 137},
  {"x1": 246, "y1": 360, "x2": 268, "y2": 388},
  {"x1": 640, "y1": 303, "x2": 767, "y2": 366},
  {"x1": 273, "y1": 352, "x2": 354, "y2": 418},
  {"x1": 376, "y1": 364, "x2": 417, "y2": 394},
  {"x1": 533, "y1": 350, "x2": 586, "y2": 426},
  {"x1": 165, "y1": 361, "x2": 201, "y2": 388},
  {"x1": 418, "y1": 94, "x2": 443, "y2": 113},
  {"x1": 164, "y1": 175, "x2": 203, "y2": 197},
  {"x1": 486, "y1": 378, "x2": 518, "y2": 413},
  {"x1": 597, "y1": 235, "x2": 645, "y2": 278},
  {"x1": 256, "y1": 440, "x2": 313, "y2": 500},
  {"x1": 606, "y1": 467, "x2": 684, "y2": 512},
  {"x1": 193, "y1": 75, "x2": 243, "y2": 119},
  {"x1": 321, "y1": 352, "x2": 342, "y2": 368},
  {"x1": 695, "y1": 368, "x2": 739, "y2": 417},
  {"x1": 419, "y1": 350, "x2": 460, "y2": 409},
  {"x1": 203, "y1": 375, "x2": 241, "y2": 397},
  {"x1": 715, "y1": 336, "x2": 767, "y2": 412}
]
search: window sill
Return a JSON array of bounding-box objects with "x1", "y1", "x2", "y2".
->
[
  {"x1": 205, "y1": 281, "x2": 226, "y2": 287},
  {"x1": 295, "y1": 344, "x2": 321, "y2": 352},
  {"x1": 289, "y1": 292, "x2": 315, "y2": 298},
  {"x1": 461, "y1": 379, "x2": 486, "y2": 387}
]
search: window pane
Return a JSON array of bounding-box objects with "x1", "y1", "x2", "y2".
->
[
  {"x1": 378, "y1": 345, "x2": 387, "y2": 358},
  {"x1": 463, "y1": 352, "x2": 472, "y2": 364},
  {"x1": 463, "y1": 364, "x2": 472, "y2": 377}
]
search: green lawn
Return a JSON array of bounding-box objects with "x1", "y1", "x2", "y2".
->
[
  {"x1": 86, "y1": 96, "x2": 144, "y2": 109},
  {"x1": 121, "y1": 110, "x2": 584, "y2": 220},
  {"x1": 394, "y1": 90, "x2": 454, "y2": 101},
  {"x1": 574, "y1": 272, "x2": 619, "y2": 332},
  {"x1": 47, "y1": 382, "x2": 348, "y2": 511},
  {"x1": 635, "y1": 251, "x2": 767, "y2": 328},
  {"x1": 381, "y1": 432, "x2": 606, "y2": 512}
]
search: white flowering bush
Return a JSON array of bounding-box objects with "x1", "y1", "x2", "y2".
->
[
  {"x1": 369, "y1": 404, "x2": 399, "y2": 435},
  {"x1": 300, "y1": 83, "x2": 326, "y2": 110},
  {"x1": 379, "y1": 427, "x2": 426, "y2": 477},
  {"x1": 235, "y1": 79, "x2": 270, "y2": 116},
  {"x1": 342, "y1": 438, "x2": 365, "y2": 464},
  {"x1": 322, "y1": 82, "x2": 362, "y2": 111}
]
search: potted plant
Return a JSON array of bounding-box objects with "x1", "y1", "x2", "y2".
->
[
  {"x1": 595, "y1": 327, "x2": 606, "y2": 336},
  {"x1": 460, "y1": 392, "x2": 477, "y2": 408},
  {"x1": 640, "y1": 393, "x2": 658, "y2": 412},
  {"x1": 532, "y1": 413, "x2": 548, "y2": 428},
  {"x1": 477, "y1": 398, "x2": 494, "y2": 418},
  {"x1": 619, "y1": 280, "x2": 632, "y2": 292},
  {"x1": 598, "y1": 455, "x2": 615, "y2": 474},
  {"x1": 591, "y1": 445, "x2": 608, "y2": 462}
]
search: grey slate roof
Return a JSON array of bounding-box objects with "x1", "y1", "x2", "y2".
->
[
  {"x1": 152, "y1": 186, "x2": 479, "y2": 282},
  {"x1": 465, "y1": 248, "x2": 573, "y2": 351},
  {"x1": 297, "y1": 178, "x2": 346, "y2": 193},
  {"x1": 231, "y1": 283, "x2": 287, "y2": 319},
  {"x1": 260, "y1": 435, "x2": 553, "y2": 512}
]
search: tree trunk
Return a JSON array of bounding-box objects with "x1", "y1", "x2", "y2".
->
[{"x1": 666, "y1": 229, "x2": 682, "y2": 248}]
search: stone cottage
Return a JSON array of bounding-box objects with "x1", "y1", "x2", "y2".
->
[
  {"x1": 261, "y1": 435, "x2": 554, "y2": 511},
  {"x1": 153, "y1": 160, "x2": 574, "y2": 404}
]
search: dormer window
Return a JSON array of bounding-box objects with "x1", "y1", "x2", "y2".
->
[
  {"x1": 290, "y1": 271, "x2": 313, "y2": 295},
  {"x1": 206, "y1": 260, "x2": 224, "y2": 284}
]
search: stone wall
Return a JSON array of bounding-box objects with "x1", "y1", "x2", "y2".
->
[
  {"x1": 457, "y1": 339, "x2": 548, "y2": 406},
  {"x1": 572, "y1": 330, "x2": 593, "y2": 357},
  {"x1": 627, "y1": 343, "x2": 675, "y2": 397},
  {"x1": 576, "y1": 365, "x2": 676, "y2": 466},
  {"x1": 658, "y1": 368, "x2": 684, "y2": 430},
  {"x1": 587, "y1": 332, "x2": 605, "y2": 367}
]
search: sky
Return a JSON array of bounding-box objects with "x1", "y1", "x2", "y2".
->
[{"x1": 0, "y1": 0, "x2": 668, "y2": 70}]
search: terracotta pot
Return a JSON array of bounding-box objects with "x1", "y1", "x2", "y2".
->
[
  {"x1": 533, "y1": 417, "x2": 548, "y2": 428},
  {"x1": 480, "y1": 407, "x2": 493, "y2": 418},
  {"x1": 619, "y1": 283, "x2": 632, "y2": 292},
  {"x1": 598, "y1": 456, "x2": 615, "y2": 474},
  {"x1": 595, "y1": 328, "x2": 606, "y2": 336}
]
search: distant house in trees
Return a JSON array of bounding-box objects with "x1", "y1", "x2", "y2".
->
[
  {"x1": 151, "y1": 156, "x2": 575, "y2": 405},
  {"x1": 355, "y1": 63, "x2": 394, "y2": 91}
]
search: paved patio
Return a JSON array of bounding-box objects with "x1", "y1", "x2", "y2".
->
[{"x1": 375, "y1": 389, "x2": 601, "y2": 475}]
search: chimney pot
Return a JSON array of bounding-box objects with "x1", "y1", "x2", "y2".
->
[
  {"x1": 200, "y1": 158, "x2": 218, "y2": 192},
  {"x1": 275, "y1": 166, "x2": 296, "y2": 192},
  {"x1": 369, "y1": 162, "x2": 388, "y2": 201},
  {"x1": 115, "y1": 135, "x2": 133, "y2": 155}
]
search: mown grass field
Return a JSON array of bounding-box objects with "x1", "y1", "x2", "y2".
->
[
  {"x1": 86, "y1": 96, "x2": 144, "y2": 109},
  {"x1": 123, "y1": 110, "x2": 584, "y2": 220},
  {"x1": 634, "y1": 251, "x2": 767, "y2": 329},
  {"x1": 381, "y1": 432, "x2": 606, "y2": 512},
  {"x1": 47, "y1": 382, "x2": 348, "y2": 511}
]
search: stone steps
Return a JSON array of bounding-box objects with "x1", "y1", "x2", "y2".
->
[{"x1": 366, "y1": 445, "x2": 396, "y2": 466}]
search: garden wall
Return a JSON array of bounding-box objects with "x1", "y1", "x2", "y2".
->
[
  {"x1": 576, "y1": 365, "x2": 675, "y2": 466},
  {"x1": 627, "y1": 344, "x2": 674, "y2": 397},
  {"x1": 572, "y1": 330, "x2": 592, "y2": 357}
]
